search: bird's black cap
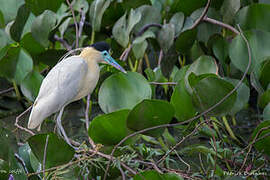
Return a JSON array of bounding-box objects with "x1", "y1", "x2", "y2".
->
[{"x1": 90, "y1": 42, "x2": 110, "y2": 52}]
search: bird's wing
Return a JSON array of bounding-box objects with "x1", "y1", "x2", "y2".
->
[{"x1": 28, "y1": 56, "x2": 88, "y2": 129}]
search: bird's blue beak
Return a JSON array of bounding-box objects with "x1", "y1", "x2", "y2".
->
[{"x1": 103, "y1": 51, "x2": 127, "y2": 73}]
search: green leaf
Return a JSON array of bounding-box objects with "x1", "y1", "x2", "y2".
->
[
  {"x1": 127, "y1": 99, "x2": 174, "y2": 137},
  {"x1": 0, "y1": 0, "x2": 24, "y2": 23},
  {"x1": 169, "y1": 12, "x2": 185, "y2": 36},
  {"x1": 224, "y1": 78, "x2": 250, "y2": 115},
  {"x1": 127, "y1": 8, "x2": 141, "y2": 35},
  {"x1": 175, "y1": 28, "x2": 197, "y2": 54},
  {"x1": 133, "y1": 30, "x2": 155, "y2": 44},
  {"x1": 236, "y1": 4, "x2": 270, "y2": 32},
  {"x1": 0, "y1": 47, "x2": 33, "y2": 84},
  {"x1": 157, "y1": 24, "x2": 175, "y2": 53},
  {"x1": 112, "y1": 13, "x2": 129, "y2": 47},
  {"x1": 229, "y1": 30, "x2": 270, "y2": 73},
  {"x1": 99, "y1": 72, "x2": 152, "y2": 113},
  {"x1": 133, "y1": 170, "x2": 163, "y2": 180},
  {"x1": 185, "y1": 55, "x2": 218, "y2": 94},
  {"x1": 0, "y1": 10, "x2": 4, "y2": 28},
  {"x1": 89, "y1": 109, "x2": 131, "y2": 145},
  {"x1": 192, "y1": 76, "x2": 237, "y2": 116},
  {"x1": 25, "y1": 0, "x2": 64, "y2": 16},
  {"x1": 190, "y1": 8, "x2": 221, "y2": 43},
  {"x1": 0, "y1": 30, "x2": 11, "y2": 49},
  {"x1": 263, "y1": 103, "x2": 270, "y2": 121},
  {"x1": 10, "y1": 4, "x2": 31, "y2": 42},
  {"x1": 133, "y1": 5, "x2": 161, "y2": 33},
  {"x1": 28, "y1": 133, "x2": 75, "y2": 169},
  {"x1": 220, "y1": 0, "x2": 240, "y2": 24},
  {"x1": 171, "y1": 79, "x2": 196, "y2": 122},
  {"x1": 252, "y1": 120, "x2": 270, "y2": 156},
  {"x1": 31, "y1": 10, "x2": 57, "y2": 47},
  {"x1": 212, "y1": 35, "x2": 229, "y2": 65},
  {"x1": 258, "y1": 89, "x2": 270, "y2": 109},
  {"x1": 20, "y1": 32, "x2": 45, "y2": 56},
  {"x1": 113, "y1": 9, "x2": 141, "y2": 47},
  {"x1": 132, "y1": 40, "x2": 148, "y2": 59},
  {"x1": 20, "y1": 70, "x2": 44, "y2": 101},
  {"x1": 259, "y1": 59, "x2": 270, "y2": 89},
  {"x1": 170, "y1": 0, "x2": 207, "y2": 16},
  {"x1": 89, "y1": 0, "x2": 111, "y2": 32}
]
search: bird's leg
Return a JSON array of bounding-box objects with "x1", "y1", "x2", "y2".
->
[
  {"x1": 56, "y1": 107, "x2": 72, "y2": 147},
  {"x1": 85, "y1": 94, "x2": 96, "y2": 149}
]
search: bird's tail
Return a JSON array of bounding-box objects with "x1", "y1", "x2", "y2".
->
[{"x1": 28, "y1": 100, "x2": 47, "y2": 131}]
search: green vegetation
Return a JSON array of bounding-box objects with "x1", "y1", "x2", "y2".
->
[{"x1": 0, "y1": 0, "x2": 270, "y2": 179}]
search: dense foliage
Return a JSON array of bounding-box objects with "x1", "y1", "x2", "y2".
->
[{"x1": 0, "y1": 0, "x2": 270, "y2": 179}]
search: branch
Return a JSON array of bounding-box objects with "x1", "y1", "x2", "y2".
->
[
  {"x1": 0, "y1": 87, "x2": 14, "y2": 95},
  {"x1": 66, "y1": 0, "x2": 79, "y2": 48},
  {"x1": 14, "y1": 106, "x2": 35, "y2": 136},
  {"x1": 149, "y1": 82, "x2": 177, "y2": 85},
  {"x1": 136, "y1": 23, "x2": 162, "y2": 37},
  {"x1": 203, "y1": 17, "x2": 240, "y2": 35},
  {"x1": 54, "y1": 35, "x2": 72, "y2": 51},
  {"x1": 190, "y1": 0, "x2": 211, "y2": 29}
]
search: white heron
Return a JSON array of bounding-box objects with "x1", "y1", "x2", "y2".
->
[{"x1": 28, "y1": 42, "x2": 126, "y2": 146}]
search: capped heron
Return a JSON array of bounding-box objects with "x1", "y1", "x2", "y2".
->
[{"x1": 28, "y1": 42, "x2": 126, "y2": 146}]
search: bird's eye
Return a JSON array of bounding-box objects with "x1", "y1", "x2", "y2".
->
[{"x1": 103, "y1": 52, "x2": 108, "y2": 56}]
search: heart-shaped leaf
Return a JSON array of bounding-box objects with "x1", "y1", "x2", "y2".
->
[
  {"x1": 20, "y1": 70, "x2": 44, "y2": 101},
  {"x1": 171, "y1": 79, "x2": 196, "y2": 122},
  {"x1": 127, "y1": 99, "x2": 174, "y2": 137},
  {"x1": 133, "y1": 5, "x2": 161, "y2": 33},
  {"x1": 191, "y1": 76, "x2": 237, "y2": 116},
  {"x1": 169, "y1": 12, "x2": 185, "y2": 36},
  {"x1": 10, "y1": 4, "x2": 30, "y2": 42},
  {"x1": 89, "y1": 0, "x2": 111, "y2": 32},
  {"x1": 185, "y1": 55, "x2": 218, "y2": 94},
  {"x1": 99, "y1": 72, "x2": 152, "y2": 113},
  {"x1": 28, "y1": 133, "x2": 75, "y2": 169},
  {"x1": 229, "y1": 30, "x2": 270, "y2": 73},
  {"x1": 220, "y1": 0, "x2": 240, "y2": 24},
  {"x1": 0, "y1": 46, "x2": 33, "y2": 84},
  {"x1": 157, "y1": 24, "x2": 175, "y2": 53},
  {"x1": 236, "y1": 4, "x2": 270, "y2": 32},
  {"x1": 89, "y1": 109, "x2": 131, "y2": 145},
  {"x1": 31, "y1": 10, "x2": 57, "y2": 47}
]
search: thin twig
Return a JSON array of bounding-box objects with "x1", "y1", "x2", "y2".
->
[
  {"x1": 239, "y1": 125, "x2": 270, "y2": 171},
  {"x1": 149, "y1": 82, "x2": 177, "y2": 85},
  {"x1": 66, "y1": 0, "x2": 79, "y2": 48},
  {"x1": 15, "y1": 106, "x2": 35, "y2": 136},
  {"x1": 0, "y1": 87, "x2": 14, "y2": 95},
  {"x1": 156, "y1": 121, "x2": 205, "y2": 165},
  {"x1": 103, "y1": 23, "x2": 252, "y2": 180},
  {"x1": 120, "y1": 44, "x2": 132, "y2": 61},
  {"x1": 54, "y1": 35, "x2": 72, "y2": 51},
  {"x1": 157, "y1": 50, "x2": 163, "y2": 67},
  {"x1": 78, "y1": 9, "x2": 86, "y2": 38},
  {"x1": 119, "y1": 166, "x2": 126, "y2": 180},
  {"x1": 43, "y1": 135, "x2": 49, "y2": 177},
  {"x1": 190, "y1": 0, "x2": 211, "y2": 29},
  {"x1": 174, "y1": 150, "x2": 190, "y2": 173},
  {"x1": 15, "y1": 153, "x2": 29, "y2": 174},
  {"x1": 203, "y1": 17, "x2": 240, "y2": 35},
  {"x1": 136, "y1": 23, "x2": 162, "y2": 37}
]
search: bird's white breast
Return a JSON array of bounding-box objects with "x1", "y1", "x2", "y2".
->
[{"x1": 72, "y1": 61, "x2": 100, "y2": 101}]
